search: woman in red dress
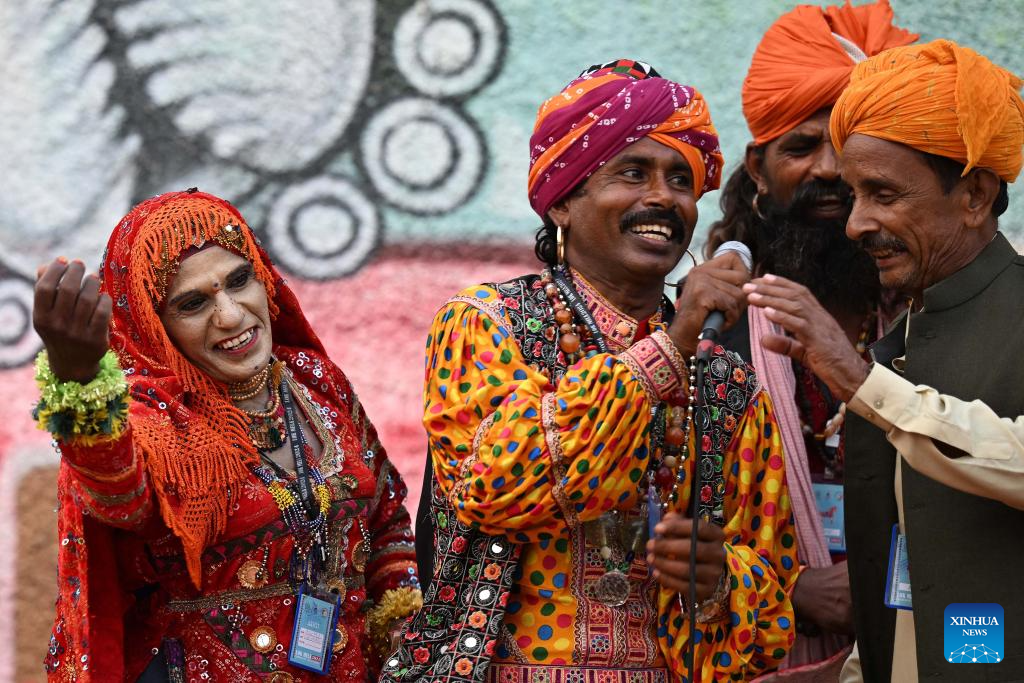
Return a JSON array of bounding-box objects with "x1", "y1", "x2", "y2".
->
[{"x1": 33, "y1": 190, "x2": 420, "y2": 682}]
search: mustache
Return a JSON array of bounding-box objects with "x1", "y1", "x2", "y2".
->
[
  {"x1": 786, "y1": 178, "x2": 853, "y2": 217},
  {"x1": 619, "y1": 208, "x2": 688, "y2": 242},
  {"x1": 860, "y1": 234, "x2": 909, "y2": 252}
]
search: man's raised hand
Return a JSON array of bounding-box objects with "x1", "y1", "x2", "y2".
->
[{"x1": 745, "y1": 274, "x2": 869, "y2": 402}]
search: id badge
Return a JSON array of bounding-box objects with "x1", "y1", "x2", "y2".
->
[
  {"x1": 812, "y1": 482, "x2": 846, "y2": 553},
  {"x1": 884, "y1": 524, "x2": 913, "y2": 610},
  {"x1": 288, "y1": 585, "x2": 340, "y2": 674}
]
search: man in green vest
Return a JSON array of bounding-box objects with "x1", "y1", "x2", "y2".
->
[{"x1": 744, "y1": 39, "x2": 1024, "y2": 681}]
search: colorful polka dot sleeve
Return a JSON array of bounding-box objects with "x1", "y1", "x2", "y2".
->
[
  {"x1": 659, "y1": 391, "x2": 798, "y2": 680},
  {"x1": 423, "y1": 284, "x2": 797, "y2": 676},
  {"x1": 424, "y1": 286, "x2": 664, "y2": 541}
]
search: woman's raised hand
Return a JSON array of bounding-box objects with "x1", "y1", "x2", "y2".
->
[{"x1": 33, "y1": 258, "x2": 113, "y2": 383}]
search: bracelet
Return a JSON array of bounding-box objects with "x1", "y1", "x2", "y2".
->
[
  {"x1": 365, "y1": 586, "x2": 424, "y2": 658},
  {"x1": 695, "y1": 566, "x2": 731, "y2": 624},
  {"x1": 33, "y1": 349, "x2": 130, "y2": 445}
]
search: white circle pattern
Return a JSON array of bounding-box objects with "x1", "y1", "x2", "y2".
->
[
  {"x1": 266, "y1": 176, "x2": 381, "y2": 280},
  {"x1": 361, "y1": 98, "x2": 483, "y2": 214},
  {"x1": 394, "y1": 0, "x2": 501, "y2": 97}
]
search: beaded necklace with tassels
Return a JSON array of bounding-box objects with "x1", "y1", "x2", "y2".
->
[{"x1": 232, "y1": 360, "x2": 332, "y2": 586}]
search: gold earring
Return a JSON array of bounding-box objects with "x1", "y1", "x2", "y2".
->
[
  {"x1": 556, "y1": 224, "x2": 566, "y2": 266},
  {"x1": 665, "y1": 250, "x2": 698, "y2": 289}
]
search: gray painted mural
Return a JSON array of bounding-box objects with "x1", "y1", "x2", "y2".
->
[
  {"x1": 0, "y1": 0, "x2": 507, "y2": 366},
  {"x1": 0, "y1": 0, "x2": 1020, "y2": 371}
]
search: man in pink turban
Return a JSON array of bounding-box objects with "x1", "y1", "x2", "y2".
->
[{"x1": 386, "y1": 59, "x2": 799, "y2": 683}]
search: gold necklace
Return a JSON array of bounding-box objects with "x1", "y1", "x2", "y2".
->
[
  {"x1": 228, "y1": 363, "x2": 272, "y2": 401},
  {"x1": 238, "y1": 362, "x2": 286, "y2": 451}
]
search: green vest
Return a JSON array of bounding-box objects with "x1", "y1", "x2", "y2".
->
[{"x1": 845, "y1": 233, "x2": 1024, "y2": 682}]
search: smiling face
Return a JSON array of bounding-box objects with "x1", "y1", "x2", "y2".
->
[
  {"x1": 547, "y1": 137, "x2": 699, "y2": 285},
  {"x1": 159, "y1": 246, "x2": 273, "y2": 384},
  {"x1": 840, "y1": 133, "x2": 997, "y2": 298}
]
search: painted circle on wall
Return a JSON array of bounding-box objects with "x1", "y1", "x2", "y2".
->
[
  {"x1": 360, "y1": 97, "x2": 484, "y2": 215},
  {"x1": 266, "y1": 176, "x2": 380, "y2": 280},
  {"x1": 394, "y1": 0, "x2": 502, "y2": 97},
  {"x1": 0, "y1": 279, "x2": 41, "y2": 368}
]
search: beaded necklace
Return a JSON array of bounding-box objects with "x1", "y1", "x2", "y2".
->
[
  {"x1": 794, "y1": 310, "x2": 875, "y2": 480},
  {"x1": 540, "y1": 266, "x2": 699, "y2": 606},
  {"x1": 228, "y1": 362, "x2": 272, "y2": 401},
  {"x1": 234, "y1": 361, "x2": 287, "y2": 451},
  {"x1": 249, "y1": 372, "x2": 333, "y2": 586}
]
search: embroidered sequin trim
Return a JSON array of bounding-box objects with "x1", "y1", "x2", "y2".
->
[
  {"x1": 620, "y1": 333, "x2": 685, "y2": 403},
  {"x1": 542, "y1": 391, "x2": 577, "y2": 528}
]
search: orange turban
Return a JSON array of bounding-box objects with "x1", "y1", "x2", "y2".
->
[
  {"x1": 831, "y1": 39, "x2": 1024, "y2": 182},
  {"x1": 742, "y1": 0, "x2": 917, "y2": 145}
]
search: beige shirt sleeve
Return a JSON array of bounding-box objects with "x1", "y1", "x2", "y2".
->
[
  {"x1": 839, "y1": 641, "x2": 864, "y2": 683},
  {"x1": 847, "y1": 364, "x2": 1024, "y2": 510}
]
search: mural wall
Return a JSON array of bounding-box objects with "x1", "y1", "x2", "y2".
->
[{"x1": 0, "y1": 1, "x2": 1020, "y2": 679}]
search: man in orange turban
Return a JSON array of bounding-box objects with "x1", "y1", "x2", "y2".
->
[
  {"x1": 746, "y1": 39, "x2": 1024, "y2": 681},
  {"x1": 705, "y1": 1, "x2": 916, "y2": 675}
]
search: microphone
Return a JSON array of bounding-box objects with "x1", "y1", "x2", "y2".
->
[{"x1": 695, "y1": 241, "x2": 752, "y2": 361}]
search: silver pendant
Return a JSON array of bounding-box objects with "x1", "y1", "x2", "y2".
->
[{"x1": 593, "y1": 570, "x2": 631, "y2": 607}]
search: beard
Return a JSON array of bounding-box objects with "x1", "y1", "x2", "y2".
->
[{"x1": 759, "y1": 179, "x2": 880, "y2": 313}]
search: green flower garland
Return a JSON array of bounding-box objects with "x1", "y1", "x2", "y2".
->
[{"x1": 33, "y1": 350, "x2": 130, "y2": 445}]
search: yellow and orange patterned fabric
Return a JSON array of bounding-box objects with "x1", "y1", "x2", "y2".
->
[{"x1": 423, "y1": 274, "x2": 798, "y2": 681}]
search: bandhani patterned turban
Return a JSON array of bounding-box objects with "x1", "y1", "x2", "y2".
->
[
  {"x1": 742, "y1": 0, "x2": 917, "y2": 145},
  {"x1": 528, "y1": 58, "x2": 723, "y2": 219},
  {"x1": 831, "y1": 39, "x2": 1024, "y2": 183}
]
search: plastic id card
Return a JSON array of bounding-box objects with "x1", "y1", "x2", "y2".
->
[
  {"x1": 812, "y1": 482, "x2": 846, "y2": 553},
  {"x1": 884, "y1": 524, "x2": 913, "y2": 610},
  {"x1": 288, "y1": 586, "x2": 340, "y2": 673}
]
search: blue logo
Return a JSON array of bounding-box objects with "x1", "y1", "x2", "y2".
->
[{"x1": 944, "y1": 603, "x2": 1004, "y2": 663}]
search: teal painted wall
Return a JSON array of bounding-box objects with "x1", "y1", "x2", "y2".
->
[{"x1": 394, "y1": 0, "x2": 1024, "y2": 251}]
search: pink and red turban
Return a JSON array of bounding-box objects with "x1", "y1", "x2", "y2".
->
[{"x1": 528, "y1": 59, "x2": 723, "y2": 220}]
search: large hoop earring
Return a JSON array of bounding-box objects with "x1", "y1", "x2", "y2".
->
[
  {"x1": 556, "y1": 224, "x2": 566, "y2": 266},
  {"x1": 752, "y1": 193, "x2": 767, "y2": 221},
  {"x1": 665, "y1": 250, "x2": 698, "y2": 289},
  {"x1": 684, "y1": 249, "x2": 697, "y2": 269}
]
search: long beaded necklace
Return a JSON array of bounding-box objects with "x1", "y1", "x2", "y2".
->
[
  {"x1": 243, "y1": 369, "x2": 332, "y2": 586},
  {"x1": 253, "y1": 451, "x2": 332, "y2": 585},
  {"x1": 540, "y1": 265, "x2": 699, "y2": 607}
]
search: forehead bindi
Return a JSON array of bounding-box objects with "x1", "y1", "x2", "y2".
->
[{"x1": 165, "y1": 246, "x2": 249, "y2": 299}]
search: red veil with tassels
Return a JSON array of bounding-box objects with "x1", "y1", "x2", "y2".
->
[{"x1": 44, "y1": 191, "x2": 415, "y2": 681}]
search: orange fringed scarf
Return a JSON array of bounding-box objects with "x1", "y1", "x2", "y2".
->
[{"x1": 102, "y1": 190, "x2": 286, "y2": 586}]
